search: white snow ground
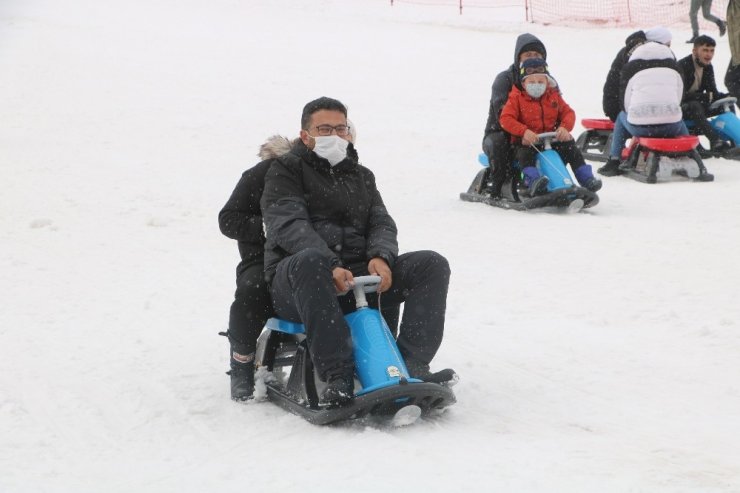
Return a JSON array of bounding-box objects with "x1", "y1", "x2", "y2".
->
[{"x1": 1, "y1": 1, "x2": 740, "y2": 492}]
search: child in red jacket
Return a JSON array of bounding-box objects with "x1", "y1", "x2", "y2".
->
[{"x1": 499, "y1": 58, "x2": 602, "y2": 196}]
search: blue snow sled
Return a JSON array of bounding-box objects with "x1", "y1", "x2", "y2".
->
[
  {"x1": 460, "y1": 132, "x2": 599, "y2": 211},
  {"x1": 254, "y1": 275, "x2": 456, "y2": 426}
]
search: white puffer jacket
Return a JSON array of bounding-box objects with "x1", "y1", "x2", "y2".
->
[{"x1": 623, "y1": 42, "x2": 684, "y2": 125}]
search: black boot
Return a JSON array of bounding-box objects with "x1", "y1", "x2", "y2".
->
[
  {"x1": 597, "y1": 158, "x2": 623, "y2": 177},
  {"x1": 321, "y1": 372, "x2": 354, "y2": 406},
  {"x1": 228, "y1": 351, "x2": 255, "y2": 401},
  {"x1": 405, "y1": 358, "x2": 457, "y2": 384},
  {"x1": 719, "y1": 20, "x2": 727, "y2": 37}
]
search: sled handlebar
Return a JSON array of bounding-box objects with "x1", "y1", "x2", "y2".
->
[
  {"x1": 348, "y1": 275, "x2": 382, "y2": 309},
  {"x1": 709, "y1": 96, "x2": 737, "y2": 112},
  {"x1": 536, "y1": 132, "x2": 558, "y2": 150}
]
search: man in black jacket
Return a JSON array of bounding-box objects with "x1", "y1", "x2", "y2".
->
[
  {"x1": 219, "y1": 132, "x2": 400, "y2": 402},
  {"x1": 261, "y1": 97, "x2": 454, "y2": 406},
  {"x1": 602, "y1": 30, "x2": 647, "y2": 123},
  {"x1": 481, "y1": 33, "x2": 548, "y2": 197},
  {"x1": 678, "y1": 35, "x2": 732, "y2": 154}
]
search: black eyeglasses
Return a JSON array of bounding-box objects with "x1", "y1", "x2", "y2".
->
[
  {"x1": 520, "y1": 65, "x2": 547, "y2": 76},
  {"x1": 313, "y1": 124, "x2": 350, "y2": 136}
]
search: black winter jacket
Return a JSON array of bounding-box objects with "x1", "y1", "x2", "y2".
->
[
  {"x1": 602, "y1": 30, "x2": 647, "y2": 121},
  {"x1": 483, "y1": 33, "x2": 547, "y2": 140},
  {"x1": 219, "y1": 160, "x2": 271, "y2": 272},
  {"x1": 261, "y1": 140, "x2": 398, "y2": 282},
  {"x1": 678, "y1": 55, "x2": 725, "y2": 106}
]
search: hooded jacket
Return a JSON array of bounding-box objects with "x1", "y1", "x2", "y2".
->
[
  {"x1": 483, "y1": 33, "x2": 547, "y2": 139},
  {"x1": 602, "y1": 30, "x2": 647, "y2": 121},
  {"x1": 620, "y1": 42, "x2": 684, "y2": 125},
  {"x1": 218, "y1": 135, "x2": 293, "y2": 272},
  {"x1": 260, "y1": 140, "x2": 398, "y2": 282},
  {"x1": 499, "y1": 84, "x2": 576, "y2": 139}
]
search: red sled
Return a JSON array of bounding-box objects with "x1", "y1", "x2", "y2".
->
[
  {"x1": 620, "y1": 135, "x2": 713, "y2": 183},
  {"x1": 575, "y1": 118, "x2": 615, "y2": 163}
]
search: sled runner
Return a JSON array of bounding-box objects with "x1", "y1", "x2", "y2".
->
[
  {"x1": 254, "y1": 276, "x2": 456, "y2": 426},
  {"x1": 460, "y1": 132, "x2": 599, "y2": 212}
]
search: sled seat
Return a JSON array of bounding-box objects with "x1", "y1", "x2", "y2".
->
[
  {"x1": 576, "y1": 118, "x2": 615, "y2": 162},
  {"x1": 265, "y1": 317, "x2": 306, "y2": 335},
  {"x1": 581, "y1": 118, "x2": 615, "y2": 130},
  {"x1": 632, "y1": 135, "x2": 699, "y2": 153}
]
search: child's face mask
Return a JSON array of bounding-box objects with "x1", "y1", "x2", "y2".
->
[{"x1": 525, "y1": 82, "x2": 547, "y2": 99}]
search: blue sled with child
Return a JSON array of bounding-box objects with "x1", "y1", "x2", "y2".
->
[
  {"x1": 254, "y1": 275, "x2": 456, "y2": 426},
  {"x1": 460, "y1": 132, "x2": 599, "y2": 212}
]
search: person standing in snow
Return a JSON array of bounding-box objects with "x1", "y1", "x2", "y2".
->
[
  {"x1": 499, "y1": 58, "x2": 602, "y2": 196},
  {"x1": 687, "y1": 0, "x2": 726, "y2": 44},
  {"x1": 261, "y1": 96, "x2": 455, "y2": 406},
  {"x1": 481, "y1": 33, "x2": 550, "y2": 198}
]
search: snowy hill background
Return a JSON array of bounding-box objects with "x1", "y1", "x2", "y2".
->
[{"x1": 2, "y1": 1, "x2": 740, "y2": 491}]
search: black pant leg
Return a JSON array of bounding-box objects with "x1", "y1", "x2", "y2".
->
[
  {"x1": 516, "y1": 145, "x2": 537, "y2": 168},
  {"x1": 484, "y1": 131, "x2": 513, "y2": 195},
  {"x1": 553, "y1": 140, "x2": 587, "y2": 169},
  {"x1": 379, "y1": 251, "x2": 451, "y2": 364},
  {"x1": 269, "y1": 248, "x2": 354, "y2": 380},
  {"x1": 682, "y1": 101, "x2": 720, "y2": 141},
  {"x1": 228, "y1": 262, "x2": 273, "y2": 355}
]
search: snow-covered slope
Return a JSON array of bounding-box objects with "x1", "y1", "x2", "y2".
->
[{"x1": 1, "y1": 1, "x2": 739, "y2": 491}]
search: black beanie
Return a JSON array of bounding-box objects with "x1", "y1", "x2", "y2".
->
[{"x1": 520, "y1": 42, "x2": 546, "y2": 58}]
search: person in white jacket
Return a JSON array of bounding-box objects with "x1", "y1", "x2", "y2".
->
[{"x1": 599, "y1": 29, "x2": 690, "y2": 176}]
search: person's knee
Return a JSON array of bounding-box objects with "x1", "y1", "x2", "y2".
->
[
  {"x1": 417, "y1": 250, "x2": 451, "y2": 280},
  {"x1": 683, "y1": 101, "x2": 707, "y2": 119},
  {"x1": 482, "y1": 135, "x2": 494, "y2": 157},
  {"x1": 289, "y1": 248, "x2": 333, "y2": 270}
]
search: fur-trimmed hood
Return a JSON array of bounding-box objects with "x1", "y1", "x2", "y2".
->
[{"x1": 258, "y1": 135, "x2": 296, "y2": 160}]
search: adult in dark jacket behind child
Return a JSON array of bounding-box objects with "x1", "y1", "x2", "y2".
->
[
  {"x1": 499, "y1": 58, "x2": 602, "y2": 196},
  {"x1": 678, "y1": 35, "x2": 732, "y2": 153},
  {"x1": 481, "y1": 33, "x2": 549, "y2": 197},
  {"x1": 261, "y1": 96, "x2": 455, "y2": 406}
]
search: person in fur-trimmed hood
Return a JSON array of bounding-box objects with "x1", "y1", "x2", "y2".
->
[{"x1": 499, "y1": 58, "x2": 602, "y2": 196}]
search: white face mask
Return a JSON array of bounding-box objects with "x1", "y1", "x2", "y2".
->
[
  {"x1": 525, "y1": 82, "x2": 547, "y2": 99},
  {"x1": 311, "y1": 135, "x2": 349, "y2": 166}
]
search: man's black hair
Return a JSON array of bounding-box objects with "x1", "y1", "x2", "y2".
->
[
  {"x1": 301, "y1": 97, "x2": 347, "y2": 129},
  {"x1": 694, "y1": 35, "x2": 716, "y2": 48}
]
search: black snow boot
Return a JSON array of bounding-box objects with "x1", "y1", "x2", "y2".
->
[
  {"x1": 228, "y1": 351, "x2": 255, "y2": 402},
  {"x1": 321, "y1": 372, "x2": 354, "y2": 406},
  {"x1": 598, "y1": 158, "x2": 623, "y2": 177},
  {"x1": 405, "y1": 358, "x2": 458, "y2": 385}
]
